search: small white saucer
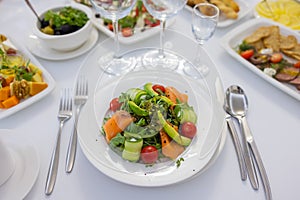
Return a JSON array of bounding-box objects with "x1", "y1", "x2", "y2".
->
[
  {"x1": 0, "y1": 129, "x2": 40, "y2": 200},
  {"x1": 26, "y1": 27, "x2": 99, "y2": 61}
]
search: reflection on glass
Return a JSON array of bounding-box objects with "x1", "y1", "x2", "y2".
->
[
  {"x1": 184, "y1": 3, "x2": 219, "y2": 77},
  {"x1": 90, "y1": 0, "x2": 137, "y2": 75},
  {"x1": 142, "y1": 0, "x2": 187, "y2": 69}
]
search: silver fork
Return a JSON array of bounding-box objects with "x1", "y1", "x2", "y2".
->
[
  {"x1": 65, "y1": 76, "x2": 88, "y2": 173},
  {"x1": 45, "y1": 88, "x2": 72, "y2": 195}
]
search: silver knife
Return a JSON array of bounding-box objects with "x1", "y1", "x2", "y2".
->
[
  {"x1": 225, "y1": 114, "x2": 247, "y2": 181},
  {"x1": 241, "y1": 117, "x2": 272, "y2": 200}
]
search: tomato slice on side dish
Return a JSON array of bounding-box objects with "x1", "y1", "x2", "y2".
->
[
  {"x1": 240, "y1": 49, "x2": 254, "y2": 60},
  {"x1": 294, "y1": 61, "x2": 300, "y2": 68},
  {"x1": 270, "y1": 53, "x2": 283, "y2": 63},
  {"x1": 121, "y1": 27, "x2": 133, "y2": 37}
]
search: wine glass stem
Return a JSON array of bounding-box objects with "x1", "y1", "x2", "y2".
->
[
  {"x1": 195, "y1": 43, "x2": 203, "y2": 63},
  {"x1": 112, "y1": 20, "x2": 120, "y2": 58},
  {"x1": 159, "y1": 19, "x2": 166, "y2": 58}
]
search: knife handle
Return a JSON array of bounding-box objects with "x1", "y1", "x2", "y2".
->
[
  {"x1": 226, "y1": 118, "x2": 247, "y2": 181},
  {"x1": 240, "y1": 117, "x2": 259, "y2": 190},
  {"x1": 249, "y1": 140, "x2": 272, "y2": 200}
]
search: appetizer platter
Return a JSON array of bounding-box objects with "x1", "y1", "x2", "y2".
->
[
  {"x1": 0, "y1": 34, "x2": 55, "y2": 119},
  {"x1": 221, "y1": 18, "x2": 300, "y2": 101},
  {"x1": 186, "y1": 0, "x2": 251, "y2": 27},
  {"x1": 89, "y1": 0, "x2": 175, "y2": 44}
]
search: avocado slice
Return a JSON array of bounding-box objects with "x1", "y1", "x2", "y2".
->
[
  {"x1": 157, "y1": 110, "x2": 191, "y2": 146},
  {"x1": 144, "y1": 82, "x2": 158, "y2": 97},
  {"x1": 128, "y1": 101, "x2": 149, "y2": 116}
]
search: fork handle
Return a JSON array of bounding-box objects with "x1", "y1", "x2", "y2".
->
[
  {"x1": 45, "y1": 122, "x2": 63, "y2": 195},
  {"x1": 65, "y1": 106, "x2": 81, "y2": 173},
  {"x1": 65, "y1": 125, "x2": 78, "y2": 173}
]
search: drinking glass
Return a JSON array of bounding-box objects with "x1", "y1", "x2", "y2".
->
[
  {"x1": 142, "y1": 0, "x2": 187, "y2": 69},
  {"x1": 184, "y1": 3, "x2": 219, "y2": 77},
  {"x1": 89, "y1": 0, "x2": 137, "y2": 75}
]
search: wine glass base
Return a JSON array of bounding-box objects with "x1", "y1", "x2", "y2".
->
[
  {"x1": 98, "y1": 52, "x2": 137, "y2": 76},
  {"x1": 142, "y1": 50, "x2": 179, "y2": 70},
  {"x1": 183, "y1": 61, "x2": 210, "y2": 79}
]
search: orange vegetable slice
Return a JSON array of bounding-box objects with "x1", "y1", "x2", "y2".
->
[
  {"x1": 2, "y1": 95, "x2": 19, "y2": 108},
  {"x1": 0, "y1": 86, "x2": 11, "y2": 101},
  {"x1": 29, "y1": 82, "x2": 48, "y2": 96},
  {"x1": 160, "y1": 129, "x2": 185, "y2": 160},
  {"x1": 103, "y1": 110, "x2": 134, "y2": 142},
  {"x1": 165, "y1": 86, "x2": 188, "y2": 104}
]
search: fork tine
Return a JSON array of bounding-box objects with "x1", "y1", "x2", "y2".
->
[
  {"x1": 84, "y1": 78, "x2": 88, "y2": 96},
  {"x1": 60, "y1": 88, "x2": 72, "y2": 112},
  {"x1": 59, "y1": 92, "x2": 64, "y2": 111},
  {"x1": 76, "y1": 76, "x2": 88, "y2": 96},
  {"x1": 66, "y1": 88, "x2": 72, "y2": 111}
]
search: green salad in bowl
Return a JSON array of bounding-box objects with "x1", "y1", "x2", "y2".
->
[{"x1": 40, "y1": 6, "x2": 89, "y2": 35}]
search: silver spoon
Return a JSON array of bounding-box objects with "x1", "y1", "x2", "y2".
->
[
  {"x1": 227, "y1": 85, "x2": 258, "y2": 190},
  {"x1": 227, "y1": 85, "x2": 272, "y2": 200},
  {"x1": 224, "y1": 88, "x2": 247, "y2": 181},
  {"x1": 24, "y1": 0, "x2": 43, "y2": 24}
]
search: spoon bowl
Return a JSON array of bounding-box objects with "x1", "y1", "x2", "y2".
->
[{"x1": 226, "y1": 85, "x2": 248, "y2": 118}]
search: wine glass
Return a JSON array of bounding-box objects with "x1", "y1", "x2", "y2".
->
[
  {"x1": 142, "y1": 0, "x2": 187, "y2": 69},
  {"x1": 184, "y1": 3, "x2": 219, "y2": 77},
  {"x1": 89, "y1": 0, "x2": 137, "y2": 75}
]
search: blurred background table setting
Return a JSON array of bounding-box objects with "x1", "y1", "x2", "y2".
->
[{"x1": 0, "y1": 0, "x2": 300, "y2": 199}]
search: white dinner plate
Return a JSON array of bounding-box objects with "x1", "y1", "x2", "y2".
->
[
  {"x1": 0, "y1": 129, "x2": 40, "y2": 199},
  {"x1": 76, "y1": 29, "x2": 226, "y2": 186},
  {"x1": 26, "y1": 27, "x2": 99, "y2": 61},
  {"x1": 0, "y1": 36, "x2": 55, "y2": 120},
  {"x1": 221, "y1": 18, "x2": 300, "y2": 101},
  {"x1": 185, "y1": 0, "x2": 251, "y2": 28},
  {"x1": 91, "y1": 10, "x2": 175, "y2": 45}
]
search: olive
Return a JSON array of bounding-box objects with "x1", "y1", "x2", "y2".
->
[
  {"x1": 61, "y1": 24, "x2": 75, "y2": 35},
  {"x1": 40, "y1": 19, "x2": 50, "y2": 28},
  {"x1": 95, "y1": 13, "x2": 101, "y2": 18},
  {"x1": 6, "y1": 48, "x2": 17, "y2": 55}
]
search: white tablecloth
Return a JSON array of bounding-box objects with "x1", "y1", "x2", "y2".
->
[{"x1": 0, "y1": 0, "x2": 300, "y2": 199}]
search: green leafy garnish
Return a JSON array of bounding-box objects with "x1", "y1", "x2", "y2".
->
[{"x1": 44, "y1": 6, "x2": 89, "y2": 29}]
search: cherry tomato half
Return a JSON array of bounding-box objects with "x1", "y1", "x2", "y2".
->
[
  {"x1": 294, "y1": 61, "x2": 300, "y2": 68},
  {"x1": 270, "y1": 53, "x2": 283, "y2": 63},
  {"x1": 180, "y1": 122, "x2": 197, "y2": 139},
  {"x1": 144, "y1": 18, "x2": 160, "y2": 27},
  {"x1": 107, "y1": 23, "x2": 113, "y2": 31},
  {"x1": 240, "y1": 49, "x2": 254, "y2": 60},
  {"x1": 121, "y1": 27, "x2": 133, "y2": 37},
  {"x1": 152, "y1": 84, "x2": 165, "y2": 94},
  {"x1": 141, "y1": 146, "x2": 159, "y2": 164},
  {"x1": 109, "y1": 97, "x2": 122, "y2": 112}
]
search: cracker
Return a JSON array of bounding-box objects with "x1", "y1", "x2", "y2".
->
[
  {"x1": 263, "y1": 26, "x2": 281, "y2": 52},
  {"x1": 280, "y1": 35, "x2": 298, "y2": 50},
  {"x1": 282, "y1": 44, "x2": 300, "y2": 60},
  {"x1": 244, "y1": 26, "x2": 271, "y2": 43},
  {"x1": 248, "y1": 39, "x2": 265, "y2": 51}
]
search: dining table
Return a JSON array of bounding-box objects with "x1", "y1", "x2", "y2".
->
[{"x1": 0, "y1": 0, "x2": 300, "y2": 199}]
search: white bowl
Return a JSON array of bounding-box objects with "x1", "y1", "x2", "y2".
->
[{"x1": 33, "y1": 4, "x2": 92, "y2": 52}]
